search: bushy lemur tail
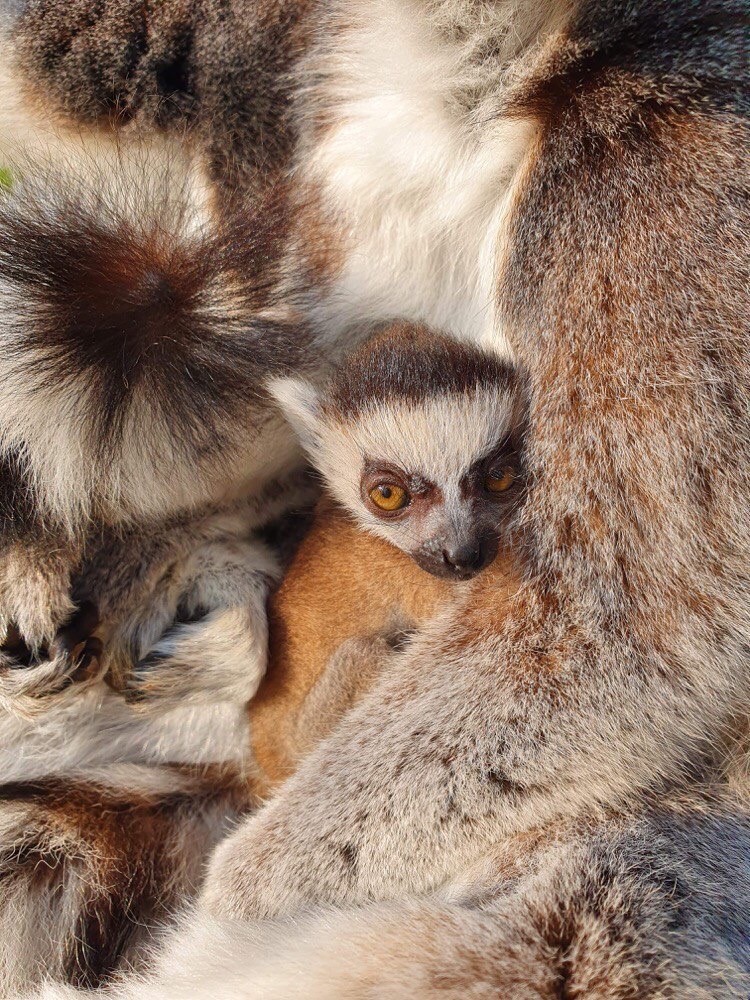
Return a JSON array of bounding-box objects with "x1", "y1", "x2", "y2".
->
[
  {"x1": 0, "y1": 149, "x2": 311, "y2": 677},
  {"x1": 0, "y1": 156, "x2": 306, "y2": 538}
]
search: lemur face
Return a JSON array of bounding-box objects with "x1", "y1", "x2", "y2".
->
[
  {"x1": 358, "y1": 433, "x2": 520, "y2": 580},
  {"x1": 269, "y1": 325, "x2": 527, "y2": 581}
]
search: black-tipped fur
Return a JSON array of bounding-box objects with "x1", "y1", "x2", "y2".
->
[
  {"x1": 1, "y1": 184, "x2": 305, "y2": 465},
  {"x1": 323, "y1": 323, "x2": 526, "y2": 419},
  {"x1": 14, "y1": 0, "x2": 314, "y2": 186},
  {"x1": 0, "y1": 169, "x2": 311, "y2": 535}
]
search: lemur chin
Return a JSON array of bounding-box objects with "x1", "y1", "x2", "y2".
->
[{"x1": 270, "y1": 324, "x2": 528, "y2": 582}]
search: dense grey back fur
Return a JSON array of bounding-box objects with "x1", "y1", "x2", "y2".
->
[
  {"x1": 26, "y1": 791, "x2": 750, "y2": 999},
  {"x1": 12, "y1": 0, "x2": 317, "y2": 196}
]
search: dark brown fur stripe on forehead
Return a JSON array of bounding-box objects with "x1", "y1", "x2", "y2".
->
[{"x1": 323, "y1": 323, "x2": 525, "y2": 419}]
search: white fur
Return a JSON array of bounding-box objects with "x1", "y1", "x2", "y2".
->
[
  {"x1": 0, "y1": 180, "x2": 302, "y2": 532},
  {"x1": 271, "y1": 378, "x2": 518, "y2": 549},
  {"x1": 127, "y1": 538, "x2": 279, "y2": 709},
  {"x1": 0, "y1": 34, "x2": 304, "y2": 531},
  {"x1": 297, "y1": 0, "x2": 545, "y2": 355},
  {"x1": 0, "y1": 688, "x2": 249, "y2": 781}
]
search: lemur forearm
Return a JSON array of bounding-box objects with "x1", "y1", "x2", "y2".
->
[
  {"x1": 203, "y1": 581, "x2": 739, "y2": 918},
  {"x1": 73, "y1": 793, "x2": 750, "y2": 1000},
  {"x1": 202, "y1": 46, "x2": 749, "y2": 917}
]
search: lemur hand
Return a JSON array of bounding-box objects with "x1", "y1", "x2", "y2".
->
[
  {"x1": 0, "y1": 542, "x2": 102, "y2": 713},
  {"x1": 122, "y1": 537, "x2": 279, "y2": 712}
]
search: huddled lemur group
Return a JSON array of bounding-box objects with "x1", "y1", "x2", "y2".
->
[{"x1": 0, "y1": 0, "x2": 748, "y2": 997}]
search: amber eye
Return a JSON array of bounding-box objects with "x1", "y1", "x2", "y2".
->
[
  {"x1": 368, "y1": 483, "x2": 409, "y2": 512},
  {"x1": 485, "y1": 467, "x2": 516, "y2": 493}
]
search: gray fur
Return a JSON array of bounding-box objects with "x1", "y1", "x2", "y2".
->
[
  {"x1": 2, "y1": 0, "x2": 749, "y2": 994},
  {"x1": 25, "y1": 791, "x2": 750, "y2": 999}
]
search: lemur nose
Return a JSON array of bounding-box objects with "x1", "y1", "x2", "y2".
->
[{"x1": 442, "y1": 545, "x2": 483, "y2": 576}]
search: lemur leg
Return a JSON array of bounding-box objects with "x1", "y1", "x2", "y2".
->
[
  {"x1": 71, "y1": 508, "x2": 281, "y2": 711},
  {"x1": 31, "y1": 797, "x2": 750, "y2": 1000},
  {"x1": 126, "y1": 537, "x2": 279, "y2": 710}
]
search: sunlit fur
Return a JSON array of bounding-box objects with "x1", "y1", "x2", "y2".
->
[
  {"x1": 0, "y1": 20, "x2": 316, "y2": 991},
  {"x1": 29, "y1": 792, "x2": 750, "y2": 1000},
  {"x1": 3, "y1": 0, "x2": 750, "y2": 994},
  {"x1": 210, "y1": 0, "x2": 750, "y2": 993},
  {"x1": 270, "y1": 327, "x2": 527, "y2": 575}
]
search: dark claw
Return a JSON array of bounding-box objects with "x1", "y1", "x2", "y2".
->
[
  {"x1": 79, "y1": 635, "x2": 103, "y2": 666},
  {"x1": 1, "y1": 624, "x2": 39, "y2": 668},
  {"x1": 123, "y1": 686, "x2": 147, "y2": 705},
  {"x1": 49, "y1": 602, "x2": 100, "y2": 660},
  {"x1": 3, "y1": 624, "x2": 23, "y2": 649}
]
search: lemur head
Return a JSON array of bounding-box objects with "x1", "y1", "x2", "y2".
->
[{"x1": 270, "y1": 324, "x2": 527, "y2": 581}]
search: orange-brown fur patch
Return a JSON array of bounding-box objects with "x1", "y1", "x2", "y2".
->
[
  {"x1": 251, "y1": 498, "x2": 521, "y2": 788},
  {"x1": 0, "y1": 765, "x2": 254, "y2": 988}
]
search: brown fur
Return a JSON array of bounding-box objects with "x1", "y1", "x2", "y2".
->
[
  {"x1": 191, "y1": 2, "x2": 750, "y2": 960},
  {"x1": 2, "y1": 0, "x2": 748, "y2": 994},
  {"x1": 0, "y1": 765, "x2": 255, "y2": 992},
  {"x1": 251, "y1": 498, "x2": 521, "y2": 787}
]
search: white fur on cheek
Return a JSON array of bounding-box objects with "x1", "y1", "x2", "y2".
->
[{"x1": 307, "y1": 388, "x2": 516, "y2": 545}]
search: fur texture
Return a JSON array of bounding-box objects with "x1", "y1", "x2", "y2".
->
[
  {"x1": 1, "y1": 765, "x2": 255, "y2": 993},
  {"x1": 4, "y1": 0, "x2": 750, "y2": 994},
  {"x1": 189, "y1": 0, "x2": 750, "y2": 940},
  {"x1": 0, "y1": 27, "x2": 316, "y2": 990},
  {"x1": 270, "y1": 325, "x2": 528, "y2": 575},
  {"x1": 27, "y1": 792, "x2": 750, "y2": 999},
  {"x1": 252, "y1": 497, "x2": 519, "y2": 790}
]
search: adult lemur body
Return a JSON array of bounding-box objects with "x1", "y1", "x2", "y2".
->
[
  {"x1": 26, "y1": 333, "x2": 750, "y2": 996},
  {"x1": 2, "y1": 0, "x2": 749, "y2": 994}
]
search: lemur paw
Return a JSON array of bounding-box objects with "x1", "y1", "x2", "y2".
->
[
  {"x1": 123, "y1": 539, "x2": 278, "y2": 712},
  {"x1": 0, "y1": 543, "x2": 77, "y2": 655},
  {"x1": 127, "y1": 603, "x2": 270, "y2": 710},
  {"x1": 0, "y1": 603, "x2": 102, "y2": 715}
]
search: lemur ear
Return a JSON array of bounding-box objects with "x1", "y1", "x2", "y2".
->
[{"x1": 266, "y1": 376, "x2": 324, "y2": 450}]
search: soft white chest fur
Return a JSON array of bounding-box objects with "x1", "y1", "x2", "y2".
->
[{"x1": 300, "y1": 0, "x2": 542, "y2": 354}]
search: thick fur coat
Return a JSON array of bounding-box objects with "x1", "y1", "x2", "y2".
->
[{"x1": 0, "y1": 0, "x2": 748, "y2": 995}]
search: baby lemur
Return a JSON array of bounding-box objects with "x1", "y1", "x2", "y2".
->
[
  {"x1": 7, "y1": 0, "x2": 747, "y2": 995},
  {"x1": 252, "y1": 325, "x2": 525, "y2": 788}
]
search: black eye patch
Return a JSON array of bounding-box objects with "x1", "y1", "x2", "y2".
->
[{"x1": 460, "y1": 437, "x2": 524, "y2": 500}]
